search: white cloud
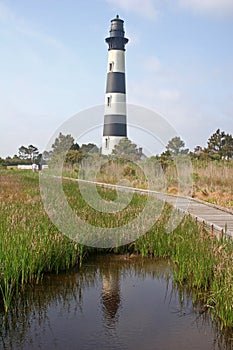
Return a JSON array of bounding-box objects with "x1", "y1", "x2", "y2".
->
[
  {"x1": 178, "y1": 0, "x2": 233, "y2": 16},
  {"x1": 106, "y1": 0, "x2": 157, "y2": 19}
]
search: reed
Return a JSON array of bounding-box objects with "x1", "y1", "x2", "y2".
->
[
  {"x1": 160, "y1": 159, "x2": 233, "y2": 207},
  {"x1": 1, "y1": 169, "x2": 233, "y2": 330},
  {"x1": 63, "y1": 175, "x2": 233, "y2": 328},
  {"x1": 134, "y1": 212, "x2": 233, "y2": 328},
  {"x1": 0, "y1": 170, "x2": 86, "y2": 312},
  {"x1": 64, "y1": 158, "x2": 233, "y2": 208},
  {"x1": 192, "y1": 160, "x2": 233, "y2": 207}
]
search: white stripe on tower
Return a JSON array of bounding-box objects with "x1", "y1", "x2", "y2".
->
[{"x1": 102, "y1": 15, "x2": 129, "y2": 155}]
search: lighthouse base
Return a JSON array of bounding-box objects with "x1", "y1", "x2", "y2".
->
[{"x1": 101, "y1": 136, "x2": 124, "y2": 155}]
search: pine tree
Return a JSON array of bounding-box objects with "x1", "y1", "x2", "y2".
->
[
  {"x1": 207, "y1": 129, "x2": 233, "y2": 159},
  {"x1": 166, "y1": 136, "x2": 189, "y2": 156},
  {"x1": 112, "y1": 137, "x2": 141, "y2": 161}
]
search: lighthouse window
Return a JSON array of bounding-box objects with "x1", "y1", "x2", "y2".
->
[
  {"x1": 109, "y1": 62, "x2": 113, "y2": 71},
  {"x1": 107, "y1": 96, "x2": 112, "y2": 107},
  {"x1": 105, "y1": 138, "x2": 108, "y2": 149}
]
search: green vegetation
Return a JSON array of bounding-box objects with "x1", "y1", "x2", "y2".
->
[
  {"x1": 0, "y1": 170, "x2": 87, "y2": 312},
  {"x1": 2, "y1": 128, "x2": 233, "y2": 170},
  {"x1": 133, "y1": 213, "x2": 233, "y2": 329},
  {"x1": 112, "y1": 137, "x2": 143, "y2": 161},
  {"x1": 63, "y1": 180, "x2": 148, "y2": 227},
  {"x1": 49, "y1": 132, "x2": 98, "y2": 168},
  {"x1": 0, "y1": 169, "x2": 233, "y2": 331},
  {"x1": 50, "y1": 132, "x2": 233, "y2": 208}
]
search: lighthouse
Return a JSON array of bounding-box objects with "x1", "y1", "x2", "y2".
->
[{"x1": 102, "y1": 15, "x2": 129, "y2": 155}]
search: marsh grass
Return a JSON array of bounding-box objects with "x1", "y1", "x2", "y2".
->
[
  {"x1": 62, "y1": 158, "x2": 233, "y2": 208},
  {"x1": 134, "y1": 211, "x2": 233, "y2": 329},
  {"x1": 0, "y1": 170, "x2": 86, "y2": 312},
  {"x1": 0, "y1": 169, "x2": 233, "y2": 330},
  {"x1": 152, "y1": 159, "x2": 233, "y2": 207},
  {"x1": 96, "y1": 159, "x2": 148, "y2": 189},
  {"x1": 191, "y1": 160, "x2": 233, "y2": 208},
  {"x1": 62, "y1": 179, "x2": 148, "y2": 227},
  {"x1": 63, "y1": 173, "x2": 233, "y2": 328}
]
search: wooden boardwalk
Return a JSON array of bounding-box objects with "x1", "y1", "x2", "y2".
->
[
  {"x1": 153, "y1": 193, "x2": 233, "y2": 238},
  {"x1": 64, "y1": 177, "x2": 233, "y2": 238}
]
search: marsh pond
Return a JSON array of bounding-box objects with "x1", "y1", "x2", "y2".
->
[{"x1": 0, "y1": 255, "x2": 232, "y2": 350}]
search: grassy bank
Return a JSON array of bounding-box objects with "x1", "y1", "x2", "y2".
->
[
  {"x1": 133, "y1": 215, "x2": 233, "y2": 329},
  {"x1": 0, "y1": 169, "x2": 233, "y2": 330},
  {"x1": 62, "y1": 172, "x2": 233, "y2": 329},
  {"x1": 0, "y1": 170, "x2": 87, "y2": 312}
]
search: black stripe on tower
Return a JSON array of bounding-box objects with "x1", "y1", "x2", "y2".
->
[
  {"x1": 103, "y1": 123, "x2": 127, "y2": 136},
  {"x1": 103, "y1": 115, "x2": 127, "y2": 136},
  {"x1": 105, "y1": 37, "x2": 128, "y2": 51},
  {"x1": 106, "y1": 72, "x2": 125, "y2": 94}
]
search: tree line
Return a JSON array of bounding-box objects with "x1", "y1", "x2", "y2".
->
[
  {"x1": 159, "y1": 129, "x2": 233, "y2": 163},
  {"x1": 0, "y1": 133, "x2": 98, "y2": 167},
  {"x1": 1, "y1": 128, "x2": 233, "y2": 168}
]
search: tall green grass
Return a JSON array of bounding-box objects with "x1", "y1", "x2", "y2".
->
[
  {"x1": 0, "y1": 170, "x2": 86, "y2": 312},
  {"x1": 134, "y1": 211, "x2": 233, "y2": 329},
  {"x1": 63, "y1": 174, "x2": 233, "y2": 328},
  {"x1": 1, "y1": 169, "x2": 233, "y2": 331}
]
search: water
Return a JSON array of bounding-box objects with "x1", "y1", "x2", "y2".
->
[{"x1": 0, "y1": 256, "x2": 231, "y2": 349}]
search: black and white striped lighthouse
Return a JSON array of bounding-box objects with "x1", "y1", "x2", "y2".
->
[{"x1": 102, "y1": 15, "x2": 129, "y2": 155}]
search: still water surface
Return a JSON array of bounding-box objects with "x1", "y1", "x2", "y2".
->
[{"x1": 0, "y1": 256, "x2": 230, "y2": 349}]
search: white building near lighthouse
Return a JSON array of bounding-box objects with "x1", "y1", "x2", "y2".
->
[{"x1": 102, "y1": 15, "x2": 129, "y2": 155}]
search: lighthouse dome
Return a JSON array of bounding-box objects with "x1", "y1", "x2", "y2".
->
[{"x1": 110, "y1": 15, "x2": 125, "y2": 38}]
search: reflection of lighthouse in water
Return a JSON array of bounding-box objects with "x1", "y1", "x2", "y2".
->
[{"x1": 101, "y1": 270, "x2": 121, "y2": 327}]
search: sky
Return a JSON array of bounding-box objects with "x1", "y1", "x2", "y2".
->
[{"x1": 0, "y1": 0, "x2": 233, "y2": 157}]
